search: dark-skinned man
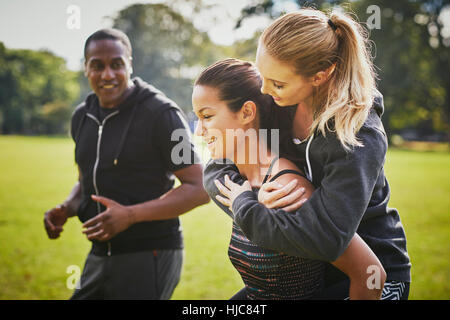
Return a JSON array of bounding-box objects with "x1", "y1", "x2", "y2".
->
[{"x1": 43, "y1": 28, "x2": 210, "y2": 300}]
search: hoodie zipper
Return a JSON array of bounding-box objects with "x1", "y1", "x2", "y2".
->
[{"x1": 86, "y1": 111, "x2": 119, "y2": 256}]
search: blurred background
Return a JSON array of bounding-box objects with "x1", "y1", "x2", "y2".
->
[{"x1": 0, "y1": 0, "x2": 449, "y2": 300}]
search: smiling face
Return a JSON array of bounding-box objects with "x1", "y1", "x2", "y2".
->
[
  {"x1": 84, "y1": 39, "x2": 134, "y2": 108},
  {"x1": 192, "y1": 85, "x2": 250, "y2": 160},
  {"x1": 255, "y1": 44, "x2": 315, "y2": 107}
]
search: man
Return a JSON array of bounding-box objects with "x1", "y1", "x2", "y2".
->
[{"x1": 43, "y1": 28, "x2": 209, "y2": 299}]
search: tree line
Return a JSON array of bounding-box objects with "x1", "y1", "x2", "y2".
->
[
  {"x1": 0, "y1": 42, "x2": 79, "y2": 134},
  {"x1": 0, "y1": 0, "x2": 448, "y2": 139}
]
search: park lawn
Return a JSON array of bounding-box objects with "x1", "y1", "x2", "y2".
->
[
  {"x1": 384, "y1": 149, "x2": 450, "y2": 299},
  {"x1": 0, "y1": 135, "x2": 241, "y2": 299},
  {"x1": 0, "y1": 135, "x2": 448, "y2": 299}
]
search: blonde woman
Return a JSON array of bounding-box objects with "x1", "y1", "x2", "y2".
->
[
  {"x1": 195, "y1": 58, "x2": 387, "y2": 300},
  {"x1": 208, "y1": 9, "x2": 411, "y2": 299}
]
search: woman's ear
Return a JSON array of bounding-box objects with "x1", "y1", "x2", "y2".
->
[
  {"x1": 239, "y1": 101, "x2": 257, "y2": 126},
  {"x1": 311, "y1": 71, "x2": 328, "y2": 87},
  {"x1": 311, "y1": 64, "x2": 336, "y2": 87}
]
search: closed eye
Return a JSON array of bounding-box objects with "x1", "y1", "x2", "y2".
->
[{"x1": 273, "y1": 82, "x2": 284, "y2": 89}]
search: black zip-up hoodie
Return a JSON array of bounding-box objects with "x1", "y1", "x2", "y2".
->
[
  {"x1": 71, "y1": 77, "x2": 198, "y2": 254},
  {"x1": 204, "y1": 92, "x2": 411, "y2": 284}
]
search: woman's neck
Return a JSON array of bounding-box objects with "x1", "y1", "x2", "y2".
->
[
  {"x1": 234, "y1": 139, "x2": 276, "y2": 189},
  {"x1": 292, "y1": 100, "x2": 314, "y2": 141}
]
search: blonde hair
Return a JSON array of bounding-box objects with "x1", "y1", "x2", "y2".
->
[{"x1": 261, "y1": 9, "x2": 376, "y2": 150}]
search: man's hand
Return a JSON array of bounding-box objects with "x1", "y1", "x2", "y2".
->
[
  {"x1": 82, "y1": 195, "x2": 135, "y2": 242},
  {"x1": 44, "y1": 205, "x2": 69, "y2": 239},
  {"x1": 214, "y1": 174, "x2": 252, "y2": 213}
]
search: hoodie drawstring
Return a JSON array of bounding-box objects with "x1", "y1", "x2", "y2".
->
[{"x1": 305, "y1": 133, "x2": 314, "y2": 183}]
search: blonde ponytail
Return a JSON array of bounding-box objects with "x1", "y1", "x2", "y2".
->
[{"x1": 261, "y1": 9, "x2": 376, "y2": 150}]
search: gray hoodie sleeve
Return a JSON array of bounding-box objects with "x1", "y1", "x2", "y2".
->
[
  {"x1": 203, "y1": 160, "x2": 246, "y2": 219},
  {"x1": 203, "y1": 119, "x2": 388, "y2": 262}
]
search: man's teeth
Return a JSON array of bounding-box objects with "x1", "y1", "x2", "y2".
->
[{"x1": 102, "y1": 84, "x2": 115, "y2": 89}]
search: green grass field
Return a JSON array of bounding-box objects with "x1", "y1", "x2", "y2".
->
[{"x1": 0, "y1": 135, "x2": 449, "y2": 299}]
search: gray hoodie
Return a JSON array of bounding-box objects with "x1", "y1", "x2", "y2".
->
[{"x1": 203, "y1": 93, "x2": 411, "y2": 284}]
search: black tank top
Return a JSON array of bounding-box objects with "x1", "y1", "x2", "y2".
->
[{"x1": 228, "y1": 157, "x2": 325, "y2": 299}]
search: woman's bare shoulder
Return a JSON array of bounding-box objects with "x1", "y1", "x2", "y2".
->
[
  {"x1": 276, "y1": 157, "x2": 303, "y2": 173},
  {"x1": 269, "y1": 157, "x2": 314, "y2": 192}
]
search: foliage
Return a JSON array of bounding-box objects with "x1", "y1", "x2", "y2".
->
[
  {"x1": 1, "y1": 0, "x2": 448, "y2": 137},
  {"x1": 0, "y1": 43, "x2": 80, "y2": 135},
  {"x1": 111, "y1": 3, "x2": 223, "y2": 112},
  {"x1": 236, "y1": 0, "x2": 450, "y2": 136}
]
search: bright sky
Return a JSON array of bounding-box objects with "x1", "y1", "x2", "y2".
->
[
  {"x1": 0, "y1": 0, "x2": 272, "y2": 71},
  {"x1": 3, "y1": 1, "x2": 446, "y2": 71}
]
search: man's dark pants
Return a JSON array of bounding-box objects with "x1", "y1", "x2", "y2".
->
[{"x1": 70, "y1": 249, "x2": 183, "y2": 300}]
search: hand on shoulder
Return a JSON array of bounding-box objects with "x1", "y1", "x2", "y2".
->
[{"x1": 258, "y1": 157, "x2": 314, "y2": 212}]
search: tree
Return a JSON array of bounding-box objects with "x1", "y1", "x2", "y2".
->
[
  {"x1": 351, "y1": 0, "x2": 449, "y2": 136},
  {"x1": 0, "y1": 43, "x2": 80, "y2": 134},
  {"x1": 111, "y1": 3, "x2": 223, "y2": 112},
  {"x1": 235, "y1": 0, "x2": 450, "y2": 138}
]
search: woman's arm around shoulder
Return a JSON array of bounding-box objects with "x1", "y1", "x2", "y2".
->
[{"x1": 259, "y1": 157, "x2": 313, "y2": 211}]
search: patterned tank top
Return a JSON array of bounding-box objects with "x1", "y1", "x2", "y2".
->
[{"x1": 228, "y1": 157, "x2": 325, "y2": 299}]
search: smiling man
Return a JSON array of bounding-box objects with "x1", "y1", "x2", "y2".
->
[{"x1": 43, "y1": 29, "x2": 209, "y2": 300}]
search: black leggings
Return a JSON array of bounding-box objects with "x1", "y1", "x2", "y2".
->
[
  {"x1": 312, "y1": 279, "x2": 410, "y2": 300},
  {"x1": 231, "y1": 281, "x2": 410, "y2": 300}
]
